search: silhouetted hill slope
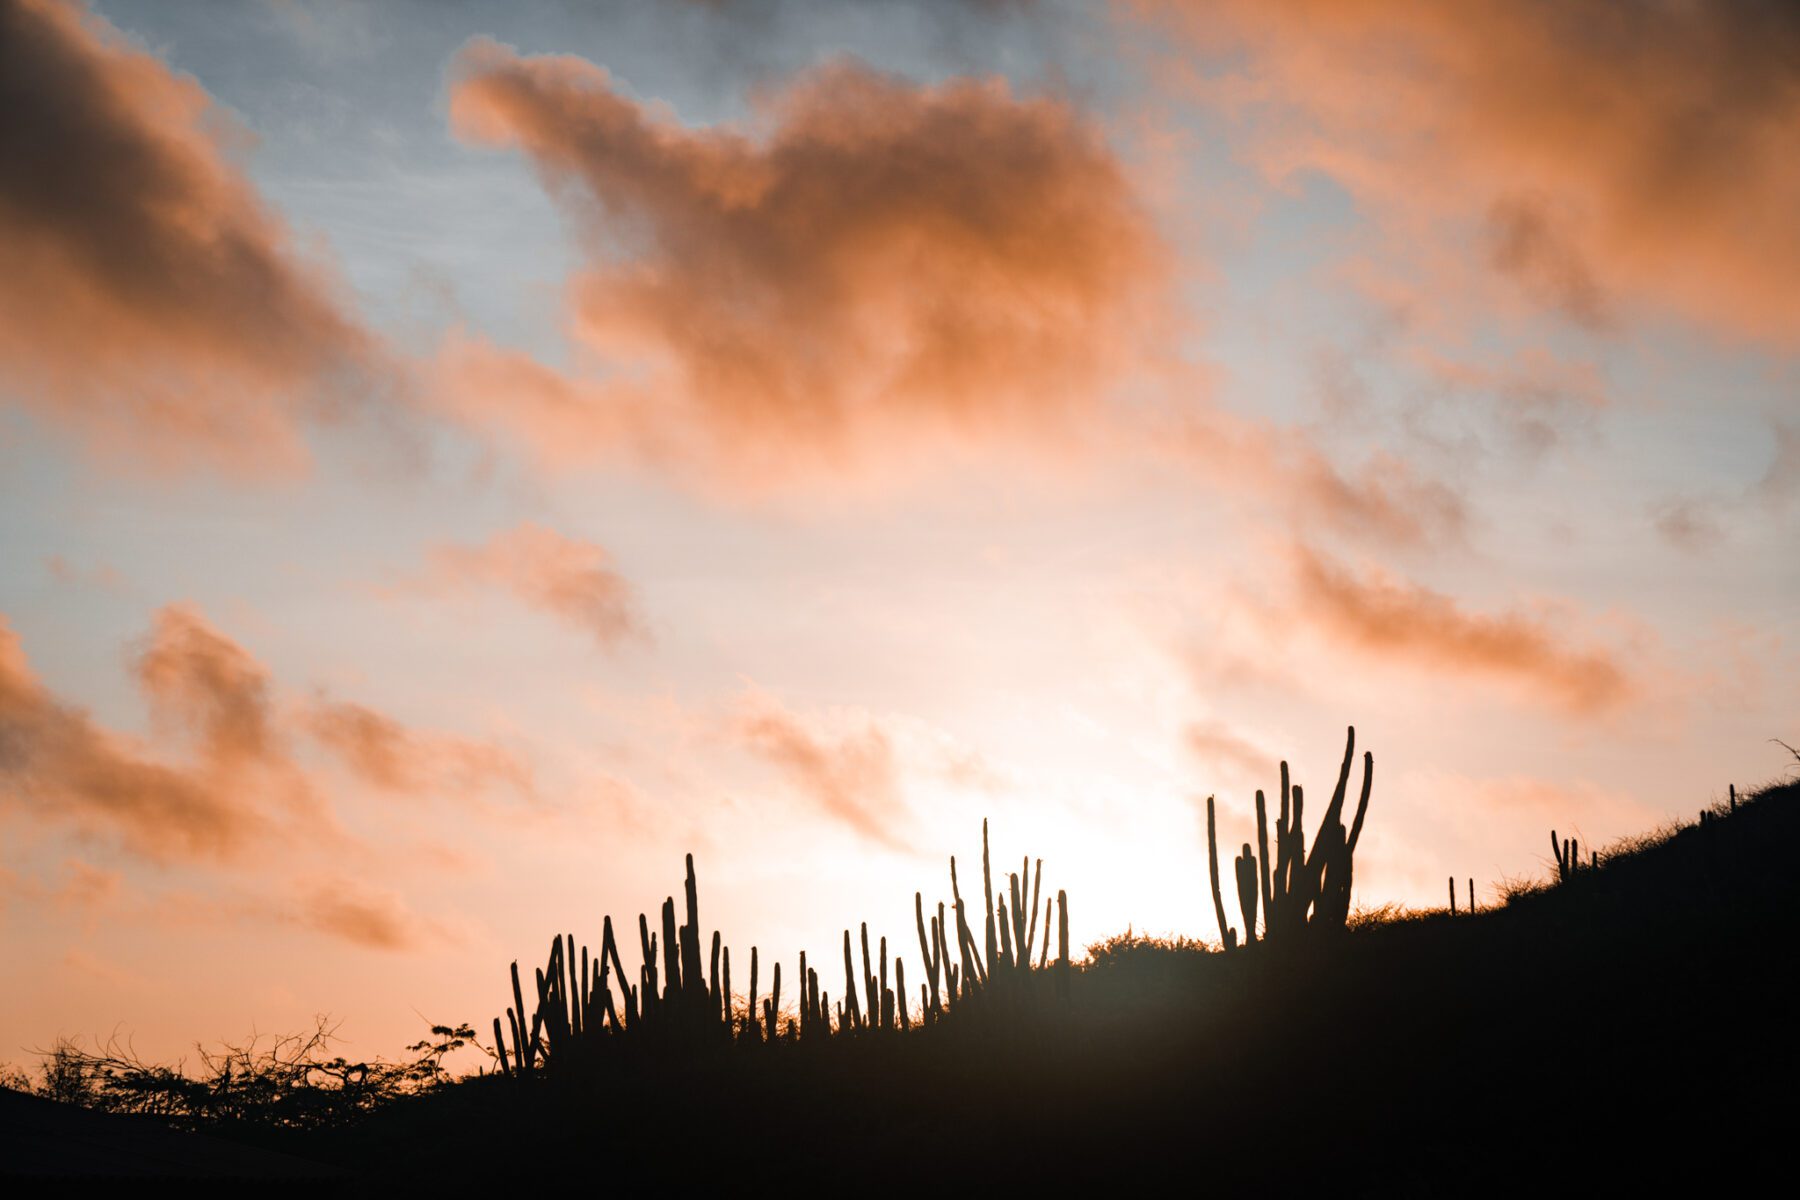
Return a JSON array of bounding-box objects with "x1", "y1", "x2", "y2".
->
[
  {"x1": 318, "y1": 777, "x2": 1798, "y2": 1190},
  {"x1": 9, "y1": 778, "x2": 1794, "y2": 1189}
]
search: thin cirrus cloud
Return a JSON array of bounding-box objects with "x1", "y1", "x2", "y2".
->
[
  {"x1": 0, "y1": 0, "x2": 378, "y2": 475},
  {"x1": 1288, "y1": 546, "x2": 1636, "y2": 716},
  {"x1": 1143, "y1": 0, "x2": 1800, "y2": 345},
  {"x1": 420, "y1": 522, "x2": 642, "y2": 650},
  {"x1": 439, "y1": 38, "x2": 1169, "y2": 485}
]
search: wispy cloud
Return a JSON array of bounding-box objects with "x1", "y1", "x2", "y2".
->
[
  {"x1": 733, "y1": 691, "x2": 911, "y2": 852},
  {"x1": 1288, "y1": 546, "x2": 1636, "y2": 715},
  {"x1": 419, "y1": 522, "x2": 642, "y2": 650}
]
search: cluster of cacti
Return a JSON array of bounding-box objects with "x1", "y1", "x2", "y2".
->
[
  {"x1": 490, "y1": 823, "x2": 1073, "y2": 1075},
  {"x1": 913, "y1": 819, "x2": 1066, "y2": 1014},
  {"x1": 1550, "y1": 830, "x2": 1597, "y2": 882},
  {"x1": 1204, "y1": 726, "x2": 1374, "y2": 948}
]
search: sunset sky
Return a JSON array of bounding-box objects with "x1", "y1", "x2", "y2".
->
[{"x1": 2, "y1": 0, "x2": 1796, "y2": 1069}]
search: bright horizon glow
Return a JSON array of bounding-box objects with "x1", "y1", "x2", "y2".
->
[{"x1": 1, "y1": 0, "x2": 1795, "y2": 1073}]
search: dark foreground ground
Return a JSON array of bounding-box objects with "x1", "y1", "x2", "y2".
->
[{"x1": 7, "y1": 778, "x2": 1795, "y2": 1190}]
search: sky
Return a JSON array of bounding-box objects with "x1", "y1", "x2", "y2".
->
[{"x1": 2, "y1": 0, "x2": 1796, "y2": 1069}]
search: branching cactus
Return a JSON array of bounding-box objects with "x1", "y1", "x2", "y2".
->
[
  {"x1": 1551, "y1": 831, "x2": 1581, "y2": 883},
  {"x1": 1209, "y1": 726, "x2": 1374, "y2": 946}
]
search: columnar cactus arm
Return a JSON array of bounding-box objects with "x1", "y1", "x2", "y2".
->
[
  {"x1": 682, "y1": 854, "x2": 705, "y2": 997},
  {"x1": 1300, "y1": 727, "x2": 1357, "y2": 898},
  {"x1": 1255, "y1": 790, "x2": 1273, "y2": 939},
  {"x1": 1026, "y1": 858, "x2": 1043, "y2": 966},
  {"x1": 1207, "y1": 794, "x2": 1234, "y2": 950},
  {"x1": 1235, "y1": 843, "x2": 1259, "y2": 944},
  {"x1": 949, "y1": 856, "x2": 986, "y2": 987},
  {"x1": 878, "y1": 936, "x2": 890, "y2": 1029},
  {"x1": 710, "y1": 931, "x2": 722, "y2": 1014},
  {"x1": 1056, "y1": 890, "x2": 1070, "y2": 1000},
  {"x1": 861, "y1": 923, "x2": 877, "y2": 1023},
  {"x1": 895, "y1": 956, "x2": 907, "y2": 1030},
  {"x1": 998, "y1": 896, "x2": 1014, "y2": 971},
  {"x1": 842, "y1": 930, "x2": 861, "y2": 1028},
  {"x1": 767, "y1": 961, "x2": 780, "y2": 1042},
  {"x1": 509, "y1": 962, "x2": 528, "y2": 1073},
  {"x1": 982, "y1": 819, "x2": 998, "y2": 981},
  {"x1": 914, "y1": 892, "x2": 935, "y2": 1004},
  {"x1": 1345, "y1": 749, "x2": 1373, "y2": 856},
  {"x1": 660, "y1": 898, "x2": 680, "y2": 1001}
]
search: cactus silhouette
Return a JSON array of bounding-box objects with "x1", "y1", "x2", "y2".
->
[{"x1": 1208, "y1": 727, "x2": 1373, "y2": 946}]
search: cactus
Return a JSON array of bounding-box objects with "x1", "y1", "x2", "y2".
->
[
  {"x1": 998, "y1": 895, "x2": 1015, "y2": 972},
  {"x1": 895, "y1": 957, "x2": 908, "y2": 1030},
  {"x1": 841, "y1": 931, "x2": 861, "y2": 1029},
  {"x1": 1056, "y1": 889, "x2": 1070, "y2": 1000},
  {"x1": 765, "y1": 961, "x2": 780, "y2": 1042},
  {"x1": 982, "y1": 820, "x2": 998, "y2": 985},
  {"x1": 1551, "y1": 831, "x2": 1579, "y2": 883},
  {"x1": 1235, "y1": 842, "x2": 1259, "y2": 945},
  {"x1": 861, "y1": 923, "x2": 877, "y2": 1029},
  {"x1": 1208, "y1": 727, "x2": 1373, "y2": 945},
  {"x1": 915, "y1": 892, "x2": 941, "y2": 1018},
  {"x1": 490, "y1": 827, "x2": 1076, "y2": 1072},
  {"x1": 1206, "y1": 794, "x2": 1235, "y2": 950}
]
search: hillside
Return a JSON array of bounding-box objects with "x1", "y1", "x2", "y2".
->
[{"x1": 7, "y1": 774, "x2": 1796, "y2": 1189}]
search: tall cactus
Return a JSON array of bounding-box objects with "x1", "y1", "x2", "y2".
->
[
  {"x1": 1210, "y1": 727, "x2": 1374, "y2": 946},
  {"x1": 1206, "y1": 794, "x2": 1237, "y2": 950},
  {"x1": 1056, "y1": 889, "x2": 1070, "y2": 1000},
  {"x1": 1234, "y1": 842, "x2": 1259, "y2": 945}
]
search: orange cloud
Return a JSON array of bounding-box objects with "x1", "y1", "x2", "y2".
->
[
  {"x1": 305, "y1": 699, "x2": 534, "y2": 802},
  {"x1": 0, "y1": 0, "x2": 376, "y2": 474},
  {"x1": 292, "y1": 879, "x2": 419, "y2": 951},
  {"x1": 133, "y1": 604, "x2": 280, "y2": 768},
  {"x1": 0, "y1": 614, "x2": 265, "y2": 861},
  {"x1": 1144, "y1": 0, "x2": 1800, "y2": 345},
  {"x1": 423, "y1": 522, "x2": 641, "y2": 649},
  {"x1": 4, "y1": 604, "x2": 539, "y2": 866},
  {"x1": 443, "y1": 41, "x2": 1167, "y2": 483},
  {"x1": 734, "y1": 693, "x2": 910, "y2": 851},
  {"x1": 1290, "y1": 547, "x2": 1634, "y2": 715}
]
